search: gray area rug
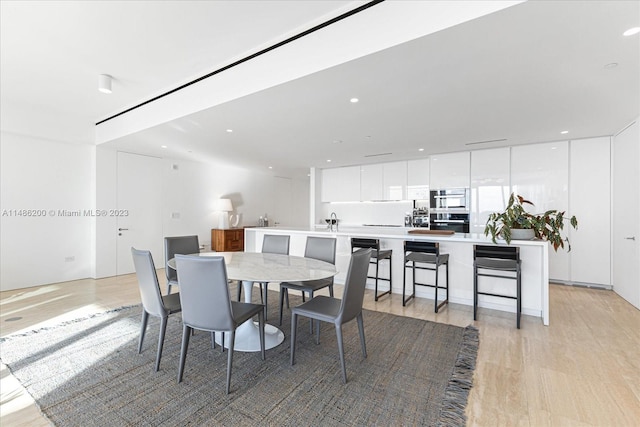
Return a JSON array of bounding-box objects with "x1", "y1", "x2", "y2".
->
[{"x1": 0, "y1": 295, "x2": 478, "y2": 426}]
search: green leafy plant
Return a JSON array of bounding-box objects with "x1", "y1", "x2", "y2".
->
[{"x1": 484, "y1": 193, "x2": 578, "y2": 251}]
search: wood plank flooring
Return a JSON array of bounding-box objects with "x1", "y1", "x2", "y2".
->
[{"x1": 1, "y1": 274, "x2": 639, "y2": 426}]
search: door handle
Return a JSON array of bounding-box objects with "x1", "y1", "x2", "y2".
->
[
  {"x1": 624, "y1": 236, "x2": 636, "y2": 240},
  {"x1": 118, "y1": 228, "x2": 129, "y2": 231}
]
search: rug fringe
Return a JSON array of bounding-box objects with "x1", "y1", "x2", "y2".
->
[
  {"x1": 437, "y1": 325, "x2": 480, "y2": 427},
  {"x1": 0, "y1": 304, "x2": 140, "y2": 344}
]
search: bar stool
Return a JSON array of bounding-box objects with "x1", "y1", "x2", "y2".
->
[
  {"x1": 473, "y1": 245, "x2": 522, "y2": 328},
  {"x1": 402, "y1": 240, "x2": 449, "y2": 312},
  {"x1": 351, "y1": 238, "x2": 392, "y2": 301}
]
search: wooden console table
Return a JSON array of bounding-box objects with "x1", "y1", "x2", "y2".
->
[{"x1": 211, "y1": 228, "x2": 244, "y2": 252}]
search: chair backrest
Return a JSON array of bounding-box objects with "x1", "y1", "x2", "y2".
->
[
  {"x1": 338, "y1": 248, "x2": 373, "y2": 323},
  {"x1": 262, "y1": 234, "x2": 290, "y2": 255},
  {"x1": 304, "y1": 236, "x2": 337, "y2": 265},
  {"x1": 131, "y1": 247, "x2": 166, "y2": 318},
  {"x1": 174, "y1": 255, "x2": 235, "y2": 331},
  {"x1": 164, "y1": 235, "x2": 200, "y2": 282},
  {"x1": 351, "y1": 238, "x2": 380, "y2": 251},
  {"x1": 474, "y1": 245, "x2": 520, "y2": 261},
  {"x1": 405, "y1": 240, "x2": 440, "y2": 255}
]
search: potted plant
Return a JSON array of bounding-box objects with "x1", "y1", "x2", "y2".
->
[{"x1": 484, "y1": 193, "x2": 578, "y2": 251}]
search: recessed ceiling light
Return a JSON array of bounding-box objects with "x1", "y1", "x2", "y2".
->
[
  {"x1": 623, "y1": 27, "x2": 640, "y2": 36},
  {"x1": 333, "y1": 140, "x2": 342, "y2": 144},
  {"x1": 350, "y1": 98, "x2": 359, "y2": 103},
  {"x1": 161, "y1": 145, "x2": 167, "y2": 148},
  {"x1": 604, "y1": 62, "x2": 618, "y2": 69},
  {"x1": 327, "y1": 159, "x2": 332, "y2": 163},
  {"x1": 560, "y1": 130, "x2": 569, "y2": 134},
  {"x1": 226, "y1": 129, "x2": 233, "y2": 133},
  {"x1": 268, "y1": 166, "x2": 273, "y2": 169},
  {"x1": 418, "y1": 148, "x2": 425, "y2": 152}
]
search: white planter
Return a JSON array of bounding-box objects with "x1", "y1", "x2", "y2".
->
[{"x1": 510, "y1": 228, "x2": 536, "y2": 240}]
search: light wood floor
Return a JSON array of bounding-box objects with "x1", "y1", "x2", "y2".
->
[{"x1": 1, "y1": 274, "x2": 639, "y2": 426}]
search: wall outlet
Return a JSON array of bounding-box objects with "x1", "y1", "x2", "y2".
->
[
  {"x1": 171, "y1": 212, "x2": 180, "y2": 219},
  {"x1": 65, "y1": 256, "x2": 75, "y2": 262}
]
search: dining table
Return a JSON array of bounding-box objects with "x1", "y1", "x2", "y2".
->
[{"x1": 168, "y1": 251, "x2": 337, "y2": 352}]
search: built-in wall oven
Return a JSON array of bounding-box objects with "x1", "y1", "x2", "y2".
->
[{"x1": 429, "y1": 188, "x2": 470, "y2": 233}]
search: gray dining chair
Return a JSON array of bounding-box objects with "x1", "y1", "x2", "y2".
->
[
  {"x1": 279, "y1": 236, "x2": 337, "y2": 329},
  {"x1": 238, "y1": 234, "x2": 290, "y2": 320},
  {"x1": 164, "y1": 235, "x2": 200, "y2": 295},
  {"x1": 131, "y1": 247, "x2": 182, "y2": 372},
  {"x1": 175, "y1": 254, "x2": 265, "y2": 394},
  {"x1": 290, "y1": 248, "x2": 372, "y2": 384}
]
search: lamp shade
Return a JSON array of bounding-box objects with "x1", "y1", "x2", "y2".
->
[{"x1": 215, "y1": 198, "x2": 233, "y2": 212}]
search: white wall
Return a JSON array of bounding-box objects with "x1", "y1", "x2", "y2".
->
[
  {"x1": 1, "y1": 132, "x2": 95, "y2": 290},
  {"x1": 94, "y1": 148, "x2": 310, "y2": 278}
]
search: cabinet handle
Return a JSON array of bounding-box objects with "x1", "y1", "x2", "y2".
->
[
  {"x1": 118, "y1": 228, "x2": 129, "y2": 231},
  {"x1": 624, "y1": 236, "x2": 636, "y2": 240}
]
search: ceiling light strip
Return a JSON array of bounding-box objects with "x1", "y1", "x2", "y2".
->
[
  {"x1": 464, "y1": 138, "x2": 508, "y2": 146},
  {"x1": 96, "y1": 0, "x2": 386, "y2": 126}
]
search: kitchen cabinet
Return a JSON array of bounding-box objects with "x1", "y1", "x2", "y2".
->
[
  {"x1": 360, "y1": 164, "x2": 384, "y2": 201},
  {"x1": 470, "y1": 148, "x2": 510, "y2": 234},
  {"x1": 211, "y1": 228, "x2": 244, "y2": 252},
  {"x1": 430, "y1": 151, "x2": 470, "y2": 189},
  {"x1": 569, "y1": 137, "x2": 611, "y2": 286},
  {"x1": 407, "y1": 158, "x2": 429, "y2": 200},
  {"x1": 383, "y1": 161, "x2": 407, "y2": 200},
  {"x1": 321, "y1": 166, "x2": 360, "y2": 202},
  {"x1": 511, "y1": 141, "x2": 569, "y2": 281}
]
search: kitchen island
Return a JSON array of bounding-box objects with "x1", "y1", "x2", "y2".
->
[{"x1": 244, "y1": 226, "x2": 550, "y2": 325}]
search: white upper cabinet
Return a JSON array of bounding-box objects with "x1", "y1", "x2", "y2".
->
[
  {"x1": 430, "y1": 151, "x2": 470, "y2": 189},
  {"x1": 470, "y1": 148, "x2": 511, "y2": 234},
  {"x1": 321, "y1": 166, "x2": 360, "y2": 202},
  {"x1": 407, "y1": 158, "x2": 430, "y2": 200},
  {"x1": 360, "y1": 164, "x2": 384, "y2": 201},
  {"x1": 383, "y1": 161, "x2": 407, "y2": 200},
  {"x1": 570, "y1": 137, "x2": 611, "y2": 286},
  {"x1": 511, "y1": 141, "x2": 569, "y2": 281}
]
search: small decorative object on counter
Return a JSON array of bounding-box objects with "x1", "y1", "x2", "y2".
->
[
  {"x1": 264, "y1": 213, "x2": 269, "y2": 227},
  {"x1": 259, "y1": 216, "x2": 264, "y2": 227}
]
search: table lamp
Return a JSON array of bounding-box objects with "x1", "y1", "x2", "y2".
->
[{"x1": 215, "y1": 198, "x2": 233, "y2": 229}]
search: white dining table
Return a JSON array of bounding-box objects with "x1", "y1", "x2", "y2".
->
[{"x1": 168, "y1": 251, "x2": 337, "y2": 352}]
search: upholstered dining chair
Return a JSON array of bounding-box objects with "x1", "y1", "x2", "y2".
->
[
  {"x1": 131, "y1": 247, "x2": 182, "y2": 372},
  {"x1": 238, "y1": 234, "x2": 290, "y2": 320},
  {"x1": 175, "y1": 254, "x2": 265, "y2": 394},
  {"x1": 290, "y1": 248, "x2": 372, "y2": 384},
  {"x1": 164, "y1": 235, "x2": 200, "y2": 295},
  {"x1": 278, "y1": 236, "x2": 337, "y2": 328}
]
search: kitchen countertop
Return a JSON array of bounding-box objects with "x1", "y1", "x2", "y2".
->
[{"x1": 248, "y1": 225, "x2": 547, "y2": 247}]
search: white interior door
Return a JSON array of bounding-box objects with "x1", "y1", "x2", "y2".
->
[
  {"x1": 116, "y1": 152, "x2": 163, "y2": 275},
  {"x1": 612, "y1": 120, "x2": 639, "y2": 309},
  {"x1": 272, "y1": 176, "x2": 293, "y2": 227}
]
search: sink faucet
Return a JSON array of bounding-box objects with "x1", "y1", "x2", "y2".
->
[{"x1": 330, "y1": 212, "x2": 338, "y2": 232}]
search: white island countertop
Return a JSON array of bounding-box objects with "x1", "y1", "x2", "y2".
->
[{"x1": 245, "y1": 225, "x2": 550, "y2": 326}]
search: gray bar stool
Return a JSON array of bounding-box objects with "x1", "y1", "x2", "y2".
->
[
  {"x1": 473, "y1": 245, "x2": 522, "y2": 328},
  {"x1": 402, "y1": 240, "x2": 449, "y2": 312},
  {"x1": 351, "y1": 238, "x2": 392, "y2": 301}
]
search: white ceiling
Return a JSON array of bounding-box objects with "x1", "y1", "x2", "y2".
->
[{"x1": 2, "y1": 1, "x2": 638, "y2": 179}]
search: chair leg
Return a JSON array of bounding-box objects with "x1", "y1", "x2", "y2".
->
[
  {"x1": 211, "y1": 331, "x2": 216, "y2": 349},
  {"x1": 155, "y1": 315, "x2": 168, "y2": 372},
  {"x1": 309, "y1": 291, "x2": 314, "y2": 334},
  {"x1": 329, "y1": 284, "x2": 334, "y2": 297},
  {"x1": 374, "y1": 259, "x2": 380, "y2": 301},
  {"x1": 236, "y1": 280, "x2": 242, "y2": 301},
  {"x1": 177, "y1": 324, "x2": 191, "y2": 383},
  {"x1": 258, "y1": 311, "x2": 266, "y2": 361},
  {"x1": 357, "y1": 312, "x2": 367, "y2": 358},
  {"x1": 226, "y1": 330, "x2": 235, "y2": 395},
  {"x1": 434, "y1": 263, "x2": 439, "y2": 313},
  {"x1": 335, "y1": 324, "x2": 347, "y2": 384},
  {"x1": 473, "y1": 265, "x2": 478, "y2": 320},
  {"x1": 315, "y1": 320, "x2": 321, "y2": 344},
  {"x1": 138, "y1": 310, "x2": 149, "y2": 354},
  {"x1": 290, "y1": 313, "x2": 298, "y2": 365},
  {"x1": 517, "y1": 267, "x2": 522, "y2": 329},
  {"x1": 167, "y1": 283, "x2": 172, "y2": 295},
  {"x1": 279, "y1": 287, "x2": 286, "y2": 326}
]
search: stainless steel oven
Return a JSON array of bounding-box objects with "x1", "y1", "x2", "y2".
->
[
  {"x1": 429, "y1": 213, "x2": 470, "y2": 233},
  {"x1": 412, "y1": 214, "x2": 430, "y2": 228},
  {"x1": 430, "y1": 188, "x2": 470, "y2": 212}
]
